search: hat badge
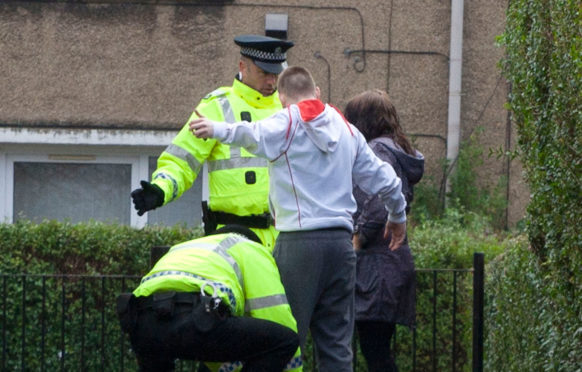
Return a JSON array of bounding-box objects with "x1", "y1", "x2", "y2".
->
[{"x1": 275, "y1": 47, "x2": 282, "y2": 54}]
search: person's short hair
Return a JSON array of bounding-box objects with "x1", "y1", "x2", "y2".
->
[
  {"x1": 277, "y1": 66, "x2": 316, "y2": 100},
  {"x1": 208, "y1": 224, "x2": 262, "y2": 244}
]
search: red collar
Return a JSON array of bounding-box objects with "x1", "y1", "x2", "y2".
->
[{"x1": 297, "y1": 99, "x2": 325, "y2": 121}]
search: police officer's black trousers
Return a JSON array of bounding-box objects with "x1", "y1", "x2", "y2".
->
[{"x1": 129, "y1": 301, "x2": 298, "y2": 372}]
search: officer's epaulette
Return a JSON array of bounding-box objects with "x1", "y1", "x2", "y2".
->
[{"x1": 201, "y1": 88, "x2": 228, "y2": 101}]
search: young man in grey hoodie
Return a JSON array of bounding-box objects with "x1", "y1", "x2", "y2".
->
[{"x1": 190, "y1": 66, "x2": 406, "y2": 372}]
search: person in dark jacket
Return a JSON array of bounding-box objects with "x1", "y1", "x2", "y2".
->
[{"x1": 344, "y1": 89, "x2": 425, "y2": 372}]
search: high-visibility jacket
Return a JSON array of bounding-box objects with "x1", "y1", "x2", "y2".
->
[
  {"x1": 133, "y1": 233, "x2": 303, "y2": 372},
  {"x1": 151, "y1": 78, "x2": 281, "y2": 247}
]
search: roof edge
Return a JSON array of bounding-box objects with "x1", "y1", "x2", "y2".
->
[{"x1": 0, "y1": 126, "x2": 177, "y2": 147}]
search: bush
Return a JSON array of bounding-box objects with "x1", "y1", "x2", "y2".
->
[
  {"x1": 0, "y1": 216, "x2": 514, "y2": 371},
  {"x1": 498, "y1": 0, "x2": 581, "y2": 292},
  {"x1": 0, "y1": 219, "x2": 203, "y2": 371},
  {"x1": 401, "y1": 209, "x2": 508, "y2": 372},
  {"x1": 485, "y1": 237, "x2": 582, "y2": 371},
  {"x1": 411, "y1": 128, "x2": 508, "y2": 231},
  {"x1": 493, "y1": 0, "x2": 581, "y2": 369},
  {"x1": 409, "y1": 173, "x2": 444, "y2": 225},
  {"x1": 448, "y1": 129, "x2": 508, "y2": 231},
  {"x1": 0, "y1": 219, "x2": 202, "y2": 275}
]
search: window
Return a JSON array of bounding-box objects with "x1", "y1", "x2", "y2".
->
[
  {"x1": 13, "y1": 161, "x2": 131, "y2": 224},
  {"x1": 0, "y1": 143, "x2": 203, "y2": 229}
]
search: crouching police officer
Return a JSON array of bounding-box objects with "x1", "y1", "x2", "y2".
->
[{"x1": 117, "y1": 225, "x2": 302, "y2": 372}]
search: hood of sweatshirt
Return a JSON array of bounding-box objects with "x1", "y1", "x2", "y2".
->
[
  {"x1": 295, "y1": 99, "x2": 348, "y2": 153},
  {"x1": 373, "y1": 137, "x2": 424, "y2": 186}
]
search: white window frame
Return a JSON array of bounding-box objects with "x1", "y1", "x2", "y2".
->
[{"x1": 0, "y1": 127, "x2": 177, "y2": 228}]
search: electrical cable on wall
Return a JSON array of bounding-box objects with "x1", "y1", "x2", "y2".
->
[
  {"x1": 344, "y1": 48, "x2": 450, "y2": 73},
  {"x1": 313, "y1": 52, "x2": 331, "y2": 103}
]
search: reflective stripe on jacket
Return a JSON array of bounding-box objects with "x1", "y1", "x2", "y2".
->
[{"x1": 151, "y1": 78, "x2": 282, "y2": 216}]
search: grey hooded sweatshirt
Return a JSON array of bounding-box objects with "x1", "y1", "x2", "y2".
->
[{"x1": 212, "y1": 99, "x2": 407, "y2": 232}]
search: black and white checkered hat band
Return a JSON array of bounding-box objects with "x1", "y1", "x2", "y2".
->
[{"x1": 240, "y1": 47, "x2": 286, "y2": 63}]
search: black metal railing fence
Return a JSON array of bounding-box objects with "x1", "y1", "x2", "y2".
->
[{"x1": 1, "y1": 253, "x2": 484, "y2": 372}]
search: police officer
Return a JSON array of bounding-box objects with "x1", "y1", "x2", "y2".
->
[
  {"x1": 131, "y1": 35, "x2": 295, "y2": 251},
  {"x1": 117, "y1": 225, "x2": 302, "y2": 372}
]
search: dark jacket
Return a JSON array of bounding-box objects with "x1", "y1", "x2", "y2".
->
[{"x1": 353, "y1": 136, "x2": 424, "y2": 326}]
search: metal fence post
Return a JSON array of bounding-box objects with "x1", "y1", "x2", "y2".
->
[{"x1": 472, "y1": 252, "x2": 484, "y2": 372}]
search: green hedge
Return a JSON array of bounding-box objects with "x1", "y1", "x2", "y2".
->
[
  {"x1": 492, "y1": 0, "x2": 581, "y2": 369},
  {"x1": 404, "y1": 210, "x2": 507, "y2": 372},
  {"x1": 0, "y1": 220, "x2": 202, "y2": 371},
  {"x1": 485, "y1": 236, "x2": 581, "y2": 371},
  {"x1": 499, "y1": 0, "x2": 581, "y2": 273},
  {"x1": 0, "y1": 217, "x2": 512, "y2": 371},
  {"x1": 0, "y1": 219, "x2": 202, "y2": 275}
]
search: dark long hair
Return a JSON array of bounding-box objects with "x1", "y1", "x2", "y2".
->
[{"x1": 344, "y1": 89, "x2": 414, "y2": 155}]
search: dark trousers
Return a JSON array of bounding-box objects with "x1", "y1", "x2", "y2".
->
[
  {"x1": 128, "y1": 300, "x2": 298, "y2": 372},
  {"x1": 355, "y1": 320, "x2": 398, "y2": 372},
  {"x1": 274, "y1": 228, "x2": 356, "y2": 372}
]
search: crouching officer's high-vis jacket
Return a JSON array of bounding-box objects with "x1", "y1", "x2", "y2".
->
[
  {"x1": 151, "y1": 78, "x2": 281, "y2": 249},
  {"x1": 133, "y1": 233, "x2": 302, "y2": 372}
]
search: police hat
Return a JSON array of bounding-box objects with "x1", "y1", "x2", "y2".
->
[{"x1": 234, "y1": 34, "x2": 294, "y2": 74}]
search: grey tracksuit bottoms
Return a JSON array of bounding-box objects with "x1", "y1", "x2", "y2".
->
[{"x1": 273, "y1": 228, "x2": 356, "y2": 372}]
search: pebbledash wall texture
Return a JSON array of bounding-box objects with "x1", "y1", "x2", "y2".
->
[{"x1": 0, "y1": 0, "x2": 527, "y2": 226}]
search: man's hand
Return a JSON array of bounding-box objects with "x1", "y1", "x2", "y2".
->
[
  {"x1": 384, "y1": 221, "x2": 406, "y2": 251},
  {"x1": 189, "y1": 109, "x2": 215, "y2": 139},
  {"x1": 130, "y1": 181, "x2": 164, "y2": 216},
  {"x1": 190, "y1": 118, "x2": 215, "y2": 139}
]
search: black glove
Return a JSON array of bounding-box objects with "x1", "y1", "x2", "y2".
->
[{"x1": 131, "y1": 180, "x2": 164, "y2": 216}]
